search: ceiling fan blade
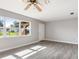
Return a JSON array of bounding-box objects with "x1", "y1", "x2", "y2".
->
[
  {"x1": 22, "y1": 0, "x2": 29, "y2": 3},
  {"x1": 34, "y1": 3, "x2": 42, "y2": 12},
  {"x1": 24, "y1": 3, "x2": 32, "y2": 10},
  {"x1": 45, "y1": 0, "x2": 49, "y2": 4}
]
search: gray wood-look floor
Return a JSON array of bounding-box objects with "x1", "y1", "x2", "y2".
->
[{"x1": 0, "y1": 40, "x2": 78, "y2": 59}]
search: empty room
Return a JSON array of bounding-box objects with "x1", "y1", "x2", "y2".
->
[{"x1": 0, "y1": 0, "x2": 78, "y2": 59}]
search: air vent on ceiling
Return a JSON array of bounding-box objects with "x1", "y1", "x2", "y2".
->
[{"x1": 70, "y1": 12, "x2": 74, "y2": 15}]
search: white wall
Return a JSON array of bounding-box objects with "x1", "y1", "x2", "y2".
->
[
  {"x1": 46, "y1": 18, "x2": 78, "y2": 44},
  {"x1": 0, "y1": 8, "x2": 78, "y2": 52},
  {"x1": 0, "y1": 9, "x2": 45, "y2": 52}
]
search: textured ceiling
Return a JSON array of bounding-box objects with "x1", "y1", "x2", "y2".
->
[{"x1": 0, "y1": 0, "x2": 78, "y2": 22}]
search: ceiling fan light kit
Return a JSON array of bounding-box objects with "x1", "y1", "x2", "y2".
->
[{"x1": 22, "y1": 0, "x2": 49, "y2": 12}]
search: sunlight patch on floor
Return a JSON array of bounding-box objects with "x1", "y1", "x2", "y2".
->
[
  {"x1": 22, "y1": 46, "x2": 47, "y2": 59},
  {"x1": 15, "y1": 49, "x2": 33, "y2": 57},
  {"x1": 1, "y1": 45, "x2": 47, "y2": 59},
  {"x1": 30, "y1": 45, "x2": 43, "y2": 50},
  {"x1": 22, "y1": 51, "x2": 38, "y2": 59},
  {"x1": 1, "y1": 55, "x2": 16, "y2": 59}
]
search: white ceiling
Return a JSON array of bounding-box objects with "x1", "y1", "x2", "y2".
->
[{"x1": 0, "y1": 0, "x2": 78, "y2": 22}]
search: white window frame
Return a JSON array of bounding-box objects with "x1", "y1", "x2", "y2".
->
[{"x1": 0, "y1": 16, "x2": 31, "y2": 38}]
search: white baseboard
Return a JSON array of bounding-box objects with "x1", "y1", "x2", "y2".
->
[
  {"x1": 45, "y1": 38, "x2": 78, "y2": 44},
  {"x1": 0, "y1": 40, "x2": 41, "y2": 52}
]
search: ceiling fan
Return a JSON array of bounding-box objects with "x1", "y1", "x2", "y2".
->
[{"x1": 22, "y1": 0, "x2": 49, "y2": 12}]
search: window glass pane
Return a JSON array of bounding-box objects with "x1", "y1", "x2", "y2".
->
[
  {"x1": 21, "y1": 29, "x2": 29, "y2": 35},
  {"x1": 0, "y1": 28, "x2": 3, "y2": 37},
  {"x1": 5, "y1": 18, "x2": 19, "y2": 28},
  {"x1": 0, "y1": 17, "x2": 4, "y2": 27},
  {"x1": 21, "y1": 22, "x2": 29, "y2": 28},
  {"x1": 21, "y1": 21, "x2": 30, "y2": 35},
  {"x1": 5, "y1": 17, "x2": 19, "y2": 37},
  {"x1": 7, "y1": 28, "x2": 19, "y2": 37}
]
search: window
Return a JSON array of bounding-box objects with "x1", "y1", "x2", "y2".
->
[
  {"x1": 0, "y1": 17, "x2": 4, "y2": 37},
  {"x1": 21, "y1": 21, "x2": 30, "y2": 36},
  {"x1": 5, "y1": 18, "x2": 19, "y2": 37},
  {"x1": 0, "y1": 16, "x2": 31, "y2": 38}
]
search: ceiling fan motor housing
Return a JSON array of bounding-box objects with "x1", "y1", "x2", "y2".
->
[{"x1": 30, "y1": 0, "x2": 36, "y2": 4}]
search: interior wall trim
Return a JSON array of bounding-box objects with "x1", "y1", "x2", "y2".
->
[{"x1": 45, "y1": 38, "x2": 78, "y2": 45}]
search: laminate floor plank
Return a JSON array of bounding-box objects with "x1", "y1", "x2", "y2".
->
[{"x1": 0, "y1": 41, "x2": 78, "y2": 59}]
